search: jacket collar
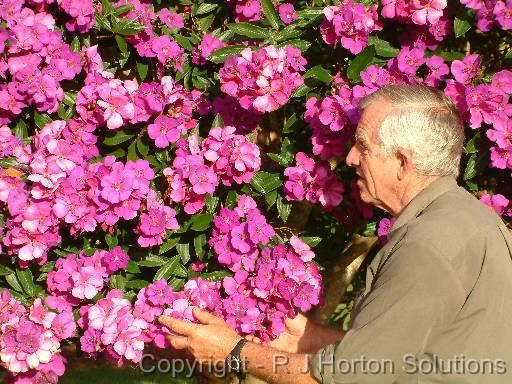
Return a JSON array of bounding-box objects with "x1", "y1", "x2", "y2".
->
[{"x1": 390, "y1": 176, "x2": 459, "y2": 234}]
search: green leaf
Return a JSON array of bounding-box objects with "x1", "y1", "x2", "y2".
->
[
  {"x1": 198, "y1": 14, "x2": 215, "y2": 30},
  {"x1": 103, "y1": 130, "x2": 135, "y2": 146},
  {"x1": 71, "y1": 36, "x2": 81, "y2": 52},
  {"x1": 168, "y1": 277, "x2": 185, "y2": 291},
  {"x1": 159, "y1": 237, "x2": 180, "y2": 254},
  {"x1": 465, "y1": 131, "x2": 481, "y2": 154},
  {"x1": 0, "y1": 265, "x2": 14, "y2": 276},
  {"x1": 110, "y1": 274, "x2": 126, "y2": 290},
  {"x1": 225, "y1": 190, "x2": 239, "y2": 208},
  {"x1": 208, "y1": 45, "x2": 246, "y2": 64},
  {"x1": 34, "y1": 112, "x2": 52, "y2": 129},
  {"x1": 283, "y1": 39, "x2": 311, "y2": 52},
  {"x1": 124, "y1": 279, "x2": 149, "y2": 289},
  {"x1": 136, "y1": 137, "x2": 149, "y2": 156},
  {"x1": 368, "y1": 36, "x2": 399, "y2": 57},
  {"x1": 437, "y1": 51, "x2": 465, "y2": 62},
  {"x1": 205, "y1": 194, "x2": 219, "y2": 213},
  {"x1": 199, "y1": 271, "x2": 233, "y2": 281},
  {"x1": 227, "y1": 23, "x2": 270, "y2": 40},
  {"x1": 177, "y1": 243, "x2": 190, "y2": 264},
  {"x1": 190, "y1": 213, "x2": 214, "y2": 231},
  {"x1": 39, "y1": 261, "x2": 55, "y2": 273},
  {"x1": 283, "y1": 113, "x2": 297, "y2": 133},
  {"x1": 125, "y1": 279, "x2": 149, "y2": 289},
  {"x1": 267, "y1": 153, "x2": 293, "y2": 167},
  {"x1": 304, "y1": 65, "x2": 332, "y2": 85},
  {"x1": 195, "y1": 3, "x2": 217, "y2": 15},
  {"x1": 291, "y1": 84, "x2": 311, "y2": 98},
  {"x1": 277, "y1": 195, "x2": 291, "y2": 223},
  {"x1": 347, "y1": 45, "x2": 376, "y2": 82},
  {"x1": 505, "y1": 49, "x2": 512, "y2": 60},
  {"x1": 172, "y1": 33, "x2": 193, "y2": 51},
  {"x1": 113, "y1": 3, "x2": 134, "y2": 15},
  {"x1": 276, "y1": 26, "x2": 303, "y2": 42},
  {"x1": 113, "y1": 18, "x2": 146, "y2": 35},
  {"x1": 218, "y1": 29, "x2": 236, "y2": 42},
  {"x1": 265, "y1": 189, "x2": 278, "y2": 208},
  {"x1": 5, "y1": 273, "x2": 23, "y2": 292},
  {"x1": 115, "y1": 35, "x2": 128, "y2": 54},
  {"x1": 136, "y1": 61, "x2": 149, "y2": 81},
  {"x1": 212, "y1": 113, "x2": 224, "y2": 128},
  {"x1": 13, "y1": 119, "x2": 28, "y2": 139},
  {"x1": 154, "y1": 256, "x2": 180, "y2": 281},
  {"x1": 260, "y1": 0, "x2": 280, "y2": 29},
  {"x1": 251, "y1": 172, "x2": 283, "y2": 194},
  {"x1": 105, "y1": 233, "x2": 118, "y2": 250},
  {"x1": 463, "y1": 153, "x2": 477, "y2": 181},
  {"x1": 138, "y1": 254, "x2": 170, "y2": 267},
  {"x1": 194, "y1": 234, "x2": 207, "y2": 259},
  {"x1": 8, "y1": 290, "x2": 30, "y2": 306},
  {"x1": 454, "y1": 17, "x2": 471, "y2": 38},
  {"x1": 127, "y1": 141, "x2": 137, "y2": 161},
  {"x1": 16, "y1": 268, "x2": 35, "y2": 296},
  {"x1": 296, "y1": 8, "x2": 324, "y2": 18},
  {"x1": 362, "y1": 221, "x2": 377, "y2": 237},
  {"x1": 126, "y1": 260, "x2": 140, "y2": 274},
  {"x1": 299, "y1": 236, "x2": 322, "y2": 247}
]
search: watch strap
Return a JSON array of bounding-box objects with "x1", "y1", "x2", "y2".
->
[{"x1": 226, "y1": 338, "x2": 248, "y2": 374}]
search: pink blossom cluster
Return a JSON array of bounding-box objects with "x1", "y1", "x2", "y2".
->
[
  {"x1": 284, "y1": 152, "x2": 345, "y2": 211},
  {"x1": 47, "y1": 247, "x2": 129, "y2": 304},
  {"x1": 77, "y1": 278, "x2": 223, "y2": 365},
  {"x1": 219, "y1": 45, "x2": 306, "y2": 113},
  {"x1": 444, "y1": 68, "x2": 512, "y2": 170},
  {"x1": 479, "y1": 192, "x2": 511, "y2": 216},
  {"x1": 459, "y1": 0, "x2": 512, "y2": 31},
  {"x1": 304, "y1": 84, "x2": 359, "y2": 160},
  {"x1": 209, "y1": 196, "x2": 322, "y2": 341},
  {"x1": 0, "y1": 119, "x2": 97, "y2": 265},
  {"x1": 381, "y1": 0, "x2": 447, "y2": 25},
  {"x1": 0, "y1": 2, "x2": 83, "y2": 123},
  {"x1": 211, "y1": 96, "x2": 262, "y2": 134},
  {"x1": 278, "y1": 3, "x2": 298, "y2": 25},
  {"x1": 111, "y1": 0, "x2": 185, "y2": 73},
  {"x1": 320, "y1": 0, "x2": 382, "y2": 54},
  {"x1": 192, "y1": 34, "x2": 227, "y2": 65},
  {"x1": 163, "y1": 128, "x2": 261, "y2": 213},
  {"x1": 224, "y1": 0, "x2": 262, "y2": 22},
  {"x1": 146, "y1": 76, "x2": 208, "y2": 148},
  {"x1": 0, "y1": 290, "x2": 75, "y2": 383},
  {"x1": 59, "y1": 0, "x2": 96, "y2": 33},
  {"x1": 0, "y1": 115, "x2": 155, "y2": 264},
  {"x1": 78, "y1": 289, "x2": 149, "y2": 366},
  {"x1": 135, "y1": 190, "x2": 180, "y2": 247}
]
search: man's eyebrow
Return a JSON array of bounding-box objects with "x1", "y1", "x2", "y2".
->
[{"x1": 355, "y1": 131, "x2": 369, "y2": 146}]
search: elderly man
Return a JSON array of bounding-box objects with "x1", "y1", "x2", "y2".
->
[{"x1": 159, "y1": 85, "x2": 512, "y2": 383}]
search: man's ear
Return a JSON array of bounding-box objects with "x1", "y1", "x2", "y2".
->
[{"x1": 396, "y1": 148, "x2": 413, "y2": 180}]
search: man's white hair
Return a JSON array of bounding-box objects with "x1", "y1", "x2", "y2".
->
[{"x1": 359, "y1": 85, "x2": 465, "y2": 177}]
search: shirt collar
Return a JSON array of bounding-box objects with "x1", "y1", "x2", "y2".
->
[{"x1": 390, "y1": 176, "x2": 459, "y2": 234}]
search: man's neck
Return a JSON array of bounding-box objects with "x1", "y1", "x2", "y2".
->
[{"x1": 393, "y1": 175, "x2": 440, "y2": 216}]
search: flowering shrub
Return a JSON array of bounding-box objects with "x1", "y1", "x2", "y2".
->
[{"x1": 0, "y1": 0, "x2": 511, "y2": 381}]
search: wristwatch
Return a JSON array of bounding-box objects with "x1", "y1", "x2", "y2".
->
[{"x1": 225, "y1": 339, "x2": 248, "y2": 378}]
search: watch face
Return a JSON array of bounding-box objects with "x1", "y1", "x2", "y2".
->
[{"x1": 228, "y1": 356, "x2": 241, "y2": 371}]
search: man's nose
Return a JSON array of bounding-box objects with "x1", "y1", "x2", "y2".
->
[{"x1": 346, "y1": 145, "x2": 359, "y2": 168}]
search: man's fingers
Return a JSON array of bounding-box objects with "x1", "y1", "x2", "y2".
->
[
  {"x1": 192, "y1": 307, "x2": 224, "y2": 325},
  {"x1": 158, "y1": 315, "x2": 197, "y2": 335},
  {"x1": 167, "y1": 335, "x2": 189, "y2": 350}
]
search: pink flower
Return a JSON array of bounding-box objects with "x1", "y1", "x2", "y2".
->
[
  {"x1": 289, "y1": 236, "x2": 315, "y2": 262},
  {"x1": 411, "y1": 0, "x2": 447, "y2": 25},
  {"x1": 71, "y1": 267, "x2": 104, "y2": 300},
  {"x1": 278, "y1": 3, "x2": 298, "y2": 24},
  {"x1": 189, "y1": 165, "x2": 218, "y2": 195},
  {"x1": 159, "y1": 9, "x2": 184, "y2": 29},
  {"x1": 494, "y1": 0, "x2": 512, "y2": 29},
  {"x1": 480, "y1": 192, "x2": 510, "y2": 216},
  {"x1": 451, "y1": 54, "x2": 481, "y2": 84}
]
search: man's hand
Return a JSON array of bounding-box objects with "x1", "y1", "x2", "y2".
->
[
  {"x1": 247, "y1": 313, "x2": 313, "y2": 354},
  {"x1": 158, "y1": 307, "x2": 242, "y2": 364}
]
